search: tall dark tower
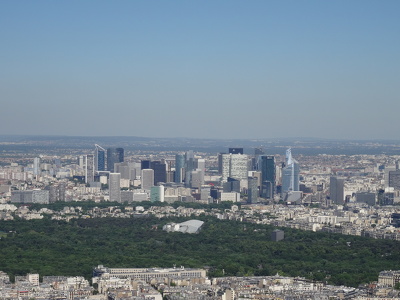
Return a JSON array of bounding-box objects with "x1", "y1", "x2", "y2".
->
[
  {"x1": 116, "y1": 148, "x2": 124, "y2": 163},
  {"x1": 259, "y1": 155, "x2": 275, "y2": 199},
  {"x1": 151, "y1": 161, "x2": 167, "y2": 185},
  {"x1": 141, "y1": 160, "x2": 151, "y2": 170},
  {"x1": 94, "y1": 144, "x2": 106, "y2": 172},
  {"x1": 107, "y1": 148, "x2": 124, "y2": 172}
]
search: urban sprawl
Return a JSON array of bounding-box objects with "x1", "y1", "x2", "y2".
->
[{"x1": 1, "y1": 144, "x2": 400, "y2": 299}]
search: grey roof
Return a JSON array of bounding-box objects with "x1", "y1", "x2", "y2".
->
[{"x1": 178, "y1": 220, "x2": 204, "y2": 233}]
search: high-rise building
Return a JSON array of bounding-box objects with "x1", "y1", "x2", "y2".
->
[
  {"x1": 151, "y1": 161, "x2": 166, "y2": 185},
  {"x1": 221, "y1": 153, "x2": 248, "y2": 182},
  {"x1": 185, "y1": 150, "x2": 195, "y2": 187},
  {"x1": 85, "y1": 154, "x2": 95, "y2": 183},
  {"x1": 115, "y1": 162, "x2": 132, "y2": 180},
  {"x1": 33, "y1": 157, "x2": 40, "y2": 176},
  {"x1": 109, "y1": 173, "x2": 121, "y2": 202},
  {"x1": 141, "y1": 169, "x2": 154, "y2": 190},
  {"x1": 253, "y1": 148, "x2": 265, "y2": 170},
  {"x1": 141, "y1": 160, "x2": 151, "y2": 170},
  {"x1": 185, "y1": 150, "x2": 195, "y2": 171},
  {"x1": 94, "y1": 144, "x2": 106, "y2": 172},
  {"x1": 116, "y1": 148, "x2": 124, "y2": 163},
  {"x1": 196, "y1": 158, "x2": 206, "y2": 174},
  {"x1": 48, "y1": 185, "x2": 58, "y2": 203},
  {"x1": 259, "y1": 155, "x2": 275, "y2": 199},
  {"x1": 58, "y1": 181, "x2": 66, "y2": 202},
  {"x1": 330, "y1": 176, "x2": 344, "y2": 205},
  {"x1": 190, "y1": 170, "x2": 203, "y2": 189},
  {"x1": 78, "y1": 156, "x2": 85, "y2": 168},
  {"x1": 217, "y1": 153, "x2": 226, "y2": 175},
  {"x1": 247, "y1": 177, "x2": 258, "y2": 204},
  {"x1": 194, "y1": 158, "x2": 206, "y2": 187},
  {"x1": 281, "y1": 148, "x2": 300, "y2": 193},
  {"x1": 107, "y1": 148, "x2": 124, "y2": 172},
  {"x1": 150, "y1": 185, "x2": 164, "y2": 202},
  {"x1": 223, "y1": 177, "x2": 240, "y2": 193},
  {"x1": 200, "y1": 186, "x2": 211, "y2": 201},
  {"x1": 174, "y1": 154, "x2": 185, "y2": 183},
  {"x1": 388, "y1": 170, "x2": 400, "y2": 190}
]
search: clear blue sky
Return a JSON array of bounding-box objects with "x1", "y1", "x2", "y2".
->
[{"x1": 1, "y1": 1, "x2": 399, "y2": 139}]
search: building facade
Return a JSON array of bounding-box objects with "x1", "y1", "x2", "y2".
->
[
  {"x1": 141, "y1": 169, "x2": 154, "y2": 190},
  {"x1": 330, "y1": 176, "x2": 344, "y2": 205},
  {"x1": 107, "y1": 148, "x2": 124, "y2": 172},
  {"x1": 259, "y1": 155, "x2": 275, "y2": 199},
  {"x1": 94, "y1": 144, "x2": 106, "y2": 172},
  {"x1": 109, "y1": 173, "x2": 121, "y2": 202}
]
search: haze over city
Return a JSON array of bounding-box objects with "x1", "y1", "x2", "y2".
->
[{"x1": 1, "y1": 0, "x2": 400, "y2": 140}]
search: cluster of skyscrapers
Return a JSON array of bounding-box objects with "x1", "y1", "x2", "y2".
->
[
  {"x1": 78, "y1": 145, "x2": 124, "y2": 184},
  {"x1": 72, "y1": 145, "x2": 303, "y2": 204}
]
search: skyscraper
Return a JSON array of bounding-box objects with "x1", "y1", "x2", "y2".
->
[
  {"x1": 78, "y1": 156, "x2": 85, "y2": 168},
  {"x1": 141, "y1": 160, "x2": 151, "y2": 170},
  {"x1": 151, "y1": 161, "x2": 166, "y2": 185},
  {"x1": 141, "y1": 169, "x2": 154, "y2": 190},
  {"x1": 259, "y1": 155, "x2": 275, "y2": 199},
  {"x1": 33, "y1": 157, "x2": 40, "y2": 176},
  {"x1": 185, "y1": 150, "x2": 195, "y2": 187},
  {"x1": 94, "y1": 144, "x2": 106, "y2": 172},
  {"x1": 217, "y1": 152, "x2": 226, "y2": 174},
  {"x1": 330, "y1": 176, "x2": 344, "y2": 205},
  {"x1": 174, "y1": 154, "x2": 185, "y2": 183},
  {"x1": 221, "y1": 153, "x2": 248, "y2": 182},
  {"x1": 388, "y1": 170, "x2": 400, "y2": 190},
  {"x1": 85, "y1": 154, "x2": 95, "y2": 183},
  {"x1": 223, "y1": 177, "x2": 240, "y2": 193},
  {"x1": 109, "y1": 173, "x2": 121, "y2": 203},
  {"x1": 114, "y1": 162, "x2": 131, "y2": 180},
  {"x1": 247, "y1": 177, "x2": 259, "y2": 204},
  {"x1": 195, "y1": 158, "x2": 206, "y2": 186},
  {"x1": 190, "y1": 170, "x2": 203, "y2": 189},
  {"x1": 107, "y1": 148, "x2": 124, "y2": 172},
  {"x1": 58, "y1": 181, "x2": 66, "y2": 202},
  {"x1": 281, "y1": 148, "x2": 300, "y2": 193}
]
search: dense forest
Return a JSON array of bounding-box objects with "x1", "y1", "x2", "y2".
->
[{"x1": 1, "y1": 215, "x2": 400, "y2": 287}]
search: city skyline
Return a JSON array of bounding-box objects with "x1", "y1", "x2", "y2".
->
[{"x1": 1, "y1": 1, "x2": 400, "y2": 140}]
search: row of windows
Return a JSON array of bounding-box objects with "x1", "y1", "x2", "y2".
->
[{"x1": 111, "y1": 271, "x2": 205, "y2": 280}]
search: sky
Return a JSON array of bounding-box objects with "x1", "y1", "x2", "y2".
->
[{"x1": 1, "y1": 1, "x2": 399, "y2": 140}]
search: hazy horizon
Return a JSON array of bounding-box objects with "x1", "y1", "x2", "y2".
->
[{"x1": 2, "y1": 1, "x2": 399, "y2": 140}]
